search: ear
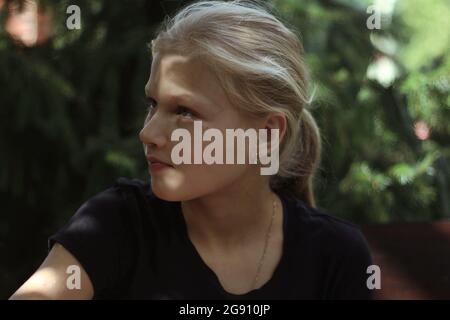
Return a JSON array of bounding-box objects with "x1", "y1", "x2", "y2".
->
[{"x1": 264, "y1": 112, "x2": 287, "y2": 146}]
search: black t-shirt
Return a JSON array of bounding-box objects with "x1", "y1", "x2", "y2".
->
[{"x1": 48, "y1": 177, "x2": 374, "y2": 300}]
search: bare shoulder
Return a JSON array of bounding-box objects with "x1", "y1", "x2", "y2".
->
[{"x1": 9, "y1": 243, "x2": 94, "y2": 300}]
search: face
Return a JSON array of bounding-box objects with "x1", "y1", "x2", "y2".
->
[{"x1": 139, "y1": 52, "x2": 270, "y2": 201}]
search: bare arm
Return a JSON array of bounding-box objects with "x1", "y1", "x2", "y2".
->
[{"x1": 9, "y1": 243, "x2": 94, "y2": 300}]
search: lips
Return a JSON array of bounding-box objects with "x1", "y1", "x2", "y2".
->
[{"x1": 146, "y1": 155, "x2": 173, "y2": 166}]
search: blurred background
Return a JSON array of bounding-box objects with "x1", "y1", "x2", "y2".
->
[{"x1": 1, "y1": 0, "x2": 449, "y2": 299}]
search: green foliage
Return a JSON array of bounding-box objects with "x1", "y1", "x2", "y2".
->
[{"x1": 273, "y1": 0, "x2": 449, "y2": 224}]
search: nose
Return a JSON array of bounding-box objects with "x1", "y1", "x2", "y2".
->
[{"x1": 139, "y1": 112, "x2": 169, "y2": 150}]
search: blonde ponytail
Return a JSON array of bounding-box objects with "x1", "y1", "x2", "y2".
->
[{"x1": 270, "y1": 108, "x2": 321, "y2": 207}]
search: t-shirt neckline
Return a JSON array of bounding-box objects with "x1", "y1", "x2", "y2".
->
[{"x1": 174, "y1": 192, "x2": 292, "y2": 299}]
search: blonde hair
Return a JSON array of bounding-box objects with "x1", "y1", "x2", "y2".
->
[{"x1": 151, "y1": 0, "x2": 322, "y2": 207}]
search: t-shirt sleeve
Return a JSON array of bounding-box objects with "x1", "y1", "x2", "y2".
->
[
  {"x1": 48, "y1": 183, "x2": 134, "y2": 298},
  {"x1": 326, "y1": 224, "x2": 374, "y2": 300}
]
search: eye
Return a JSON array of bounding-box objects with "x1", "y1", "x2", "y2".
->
[
  {"x1": 176, "y1": 106, "x2": 196, "y2": 119},
  {"x1": 142, "y1": 97, "x2": 157, "y2": 114}
]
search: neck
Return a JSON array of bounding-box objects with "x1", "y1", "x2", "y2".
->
[{"x1": 180, "y1": 175, "x2": 281, "y2": 251}]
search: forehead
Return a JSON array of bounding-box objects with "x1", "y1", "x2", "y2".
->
[
  {"x1": 145, "y1": 53, "x2": 226, "y2": 102},
  {"x1": 145, "y1": 53, "x2": 263, "y2": 128}
]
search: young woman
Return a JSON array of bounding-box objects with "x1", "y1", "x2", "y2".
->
[{"x1": 10, "y1": 0, "x2": 373, "y2": 300}]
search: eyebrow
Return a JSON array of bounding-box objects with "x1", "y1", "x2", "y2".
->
[{"x1": 145, "y1": 87, "x2": 211, "y2": 112}]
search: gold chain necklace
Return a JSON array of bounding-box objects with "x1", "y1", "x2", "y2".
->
[{"x1": 251, "y1": 196, "x2": 277, "y2": 290}]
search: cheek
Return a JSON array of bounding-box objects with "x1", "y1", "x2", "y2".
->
[
  {"x1": 150, "y1": 119, "x2": 258, "y2": 201},
  {"x1": 190, "y1": 163, "x2": 248, "y2": 194}
]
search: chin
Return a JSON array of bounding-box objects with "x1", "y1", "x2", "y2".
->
[{"x1": 150, "y1": 179, "x2": 191, "y2": 202}]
